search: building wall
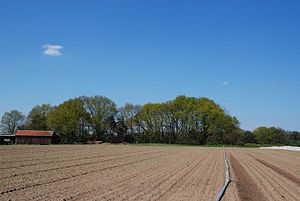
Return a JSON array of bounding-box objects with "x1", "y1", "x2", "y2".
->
[
  {"x1": 0, "y1": 136, "x2": 15, "y2": 144},
  {"x1": 15, "y1": 136, "x2": 52, "y2": 145}
]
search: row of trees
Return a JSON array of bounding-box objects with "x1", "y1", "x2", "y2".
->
[
  {"x1": 129, "y1": 96, "x2": 241, "y2": 144},
  {"x1": 1, "y1": 95, "x2": 299, "y2": 145},
  {"x1": 251, "y1": 127, "x2": 300, "y2": 145}
]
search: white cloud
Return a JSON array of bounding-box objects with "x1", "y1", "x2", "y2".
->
[
  {"x1": 222, "y1": 81, "x2": 229, "y2": 86},
  {"x1": 43, "y1": 44, "x2": 63, "y2": 56}
]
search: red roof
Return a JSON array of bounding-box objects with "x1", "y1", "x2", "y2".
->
[{"x1": 16, "y1": 130, "x2": 54, "y2": 137}]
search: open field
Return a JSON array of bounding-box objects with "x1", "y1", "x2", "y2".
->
[
  {"x1": 0, "y1": 145, "x2": 299, "y2": 201},
  {"x1": 227, "y1": 148, "x2": 300, "y2": 200}
]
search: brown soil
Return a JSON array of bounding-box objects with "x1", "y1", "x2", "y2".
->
[
  {"x1": 0, "y1": 145, "x2": 232, "y2": 201},
  {"x1": 249, "y1": 154, "x2": 300, "y2": 185},
  {"x1": 2, "y1": 145, "x2": 298, "y2": 201},
  {"x1": 228, "y1": 148, "x2": 300, "y2": 200},
  {"x1": 229, "y1": 153, "x2": 265, "y2": 201}
]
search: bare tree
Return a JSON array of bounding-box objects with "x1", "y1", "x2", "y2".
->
[{"x1": 0, "y1": 110, "x2": 25, "y2": 134}]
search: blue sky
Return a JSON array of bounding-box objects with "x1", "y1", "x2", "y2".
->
[{"x1": 0, "y1": 0, "x2": 299, "y2": 131}]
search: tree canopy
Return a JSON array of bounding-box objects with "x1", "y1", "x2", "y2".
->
[
  {"x1": 81, "y1": 96, "x2": 117, "y2": 141},
  {"x1": 131, "y1": 96, "x2": 241, "y2": 144},
  {"x1": 1, "y1": 95, "x2": 299, "y2": 146},
  {"x1": 0, "y1": 110, "x2": 25, "y2": 134},
  {"x1": 47, "y1": 98, "x2": 90, "y2": 143},
  {"x1": 23, "y1": 104, "x2": 54, "y2": 130}
]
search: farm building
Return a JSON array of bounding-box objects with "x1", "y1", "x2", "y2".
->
[
  {"x1": 0, "y1": 134, "x2": 15, "y2": 144},
  {"x1": 15, "y1": 130, "x2": 60, "y2": 145}
]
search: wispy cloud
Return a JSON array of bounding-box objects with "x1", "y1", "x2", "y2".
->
[
  {"x1": 269, "y1": 81, "x2": 275, "y2": 85},
  {"x1": 43, "y1": 44, "x2": 63, "y2": 56},
  {"x1": 222, "y1": 81, "x2": 229, "y2": 86}
]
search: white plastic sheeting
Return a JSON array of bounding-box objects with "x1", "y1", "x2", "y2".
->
[{"x1": 259, "y1": 146, "x2": 300, "y2": 152}]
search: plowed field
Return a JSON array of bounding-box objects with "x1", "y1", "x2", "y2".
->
[
  {"x1": 0, "y1": 145, "x2": 299, "y2": 200},
  {"x1": 227, "y1": 148, "x2": 300, "y2": 201}
]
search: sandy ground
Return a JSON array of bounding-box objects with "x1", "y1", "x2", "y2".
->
[
  {"x1": 1, "y1": 145, "x2": 299, "y2": 200},
  {"x1": 227, "y1": 148, "x2": 300, "y2": 201},
  {"x1": 0, "y1": 145, "x2": 232, "y2": 201}
]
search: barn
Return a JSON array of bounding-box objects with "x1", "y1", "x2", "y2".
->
[{"x1": 15, "y1": 130, "x2": 59, "y2": 145}]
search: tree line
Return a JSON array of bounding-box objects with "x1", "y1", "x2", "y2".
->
[{"x1": 0, "y1": 95, "x2": 299, "y2": 146}]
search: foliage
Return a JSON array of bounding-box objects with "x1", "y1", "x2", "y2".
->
[
  {"x1": 0, "y1": 110, "x2": 25, "y2": 133},
  {"x1": 47, "y1": 98, "x2": 90, "y2": 143},
  {"x1": 131, "y1": 96, "x2": 241, "y2": 145},
  {"x1": 119, "y1": 103, "x2": 141, "y2": 134},
  {"x1": 81, "y1": 96, "x2": 117, "y2": 141},
  {"x1": 240, "y1": 130, "x2": 257, "y2": 144},
  {"x1": 253, "y1": 127, "x2": 273, "y2": 144},
  {"x1": 23, "y1": 104, "x2": 54, "y2": 130},
  {"x1": 1, "y1": 95, "x2": 299, "y2": 146}
]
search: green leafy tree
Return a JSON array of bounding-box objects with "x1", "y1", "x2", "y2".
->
[
  {"x1": 241, "y1": 130, "x2": 257, "y2": 144},
  {"x1": 81, "y1": 96, "x2": 117, "y2": 140},
  {"x1": 132, "y1": 96, "x2": 241, "y2": 145},
  {"x1": 24, "y1": 104, "x2": 55, "y2": 130},
  {"x1": 0, "y1": 110, "x2": 25, "y2": 133},
  {"x1": 119, "y1": 103, "x2": 141, "y2": 134},
  {"x1": 253, "y1": 127, "x2": 273, "y2": 144},
  {"x1": 269, "y1": 127, "x2": 286, "y2": 144},
  {"x1": 286, "y1": 131, "x2": 300, "y2": 145},
  {"x1": 47, "y1": 98, "x2": 90, "y2": 143}
]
